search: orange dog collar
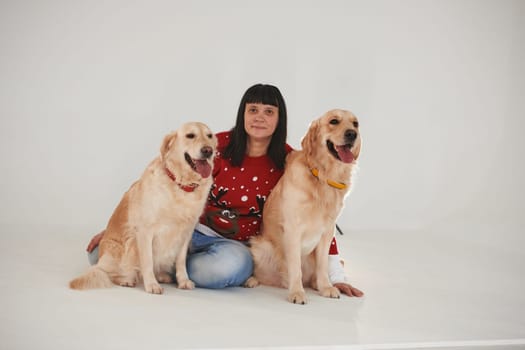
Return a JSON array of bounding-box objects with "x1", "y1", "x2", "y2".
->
[{"x1": 310, "y1": 168, "x2": 347, "y2": 190}]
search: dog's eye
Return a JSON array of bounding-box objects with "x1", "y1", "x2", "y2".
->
[
  {"x1": 329, "y1": 119, "x2": 340, "y2": 125},
  {"x1": 353, "y1": 121, "x2": 359, "y2": 128},
  {"x1": 221, "y1": 209, "x2": 236, "y2": 219},
  {"x1": 207, "y1": 133, "x2": 213, "y2": 139},
  {"x1": 186, "y1": 133, "x2": 195, "y2": 139}
]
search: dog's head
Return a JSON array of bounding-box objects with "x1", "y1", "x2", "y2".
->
[
  {"x1": 302, "y1": 109, "x2": 361, "y2": 165},
  {"x1": 160, "y1": 122, "x2": 217, "y2": 182}
]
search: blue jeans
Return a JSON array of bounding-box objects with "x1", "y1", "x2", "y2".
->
[{"x1": 87, "y1": 230, "x2": 253, "y2": 289}]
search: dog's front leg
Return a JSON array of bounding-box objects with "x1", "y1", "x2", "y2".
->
[
  {"x1": 314, "y1": 228, "x2": 340, "y2": 299},
  {"x1": 174, "y1": 233, "x2": 195, "y2": 290},
  {"x1": 136, "y1": 232, "x2": 163, "y2": 294},
  {"x1": 285, "y1": 236, "x2": 307, "y2": 304}
]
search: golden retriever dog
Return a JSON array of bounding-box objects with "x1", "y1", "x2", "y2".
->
[
  {"x1": 246, "y1": 109, "x2": 361, "y2": 304},
  {"x1": 69, "y1": 122, "x2": 217, "y2": 294}
]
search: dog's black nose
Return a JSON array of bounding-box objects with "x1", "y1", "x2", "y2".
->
[
  {"x1": 345, "y1": 129, "x2": 357, "y2": 142},
  {"x1": 201, "y1": 146, "x2": 213, "y2": 159}
]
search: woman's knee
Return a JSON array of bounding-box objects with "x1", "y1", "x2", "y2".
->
[
  {"x1": 223, "y1": 242, "x2": 254, "y2": 278},
  {"x1": 187, "y1": 241, "x2": 253, "y2": 289},
  {"x1": 87, "y1": 246, "x2": 99, "y2": 265}
]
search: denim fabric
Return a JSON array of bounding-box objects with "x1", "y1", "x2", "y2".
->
[
  {"x1": 86, "y1": 231, "x2": 253, "y2": 289},
  {"x1": 187, "y1": 231, "x2": 253, "y2": 289},
  {"x1": 87, "y1": 246, "x2": 99, "y2": 266}
]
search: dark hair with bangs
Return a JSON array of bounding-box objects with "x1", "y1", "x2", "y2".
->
[{"x1": 223, "y1": 84, "x2": 288, "y2": 169}]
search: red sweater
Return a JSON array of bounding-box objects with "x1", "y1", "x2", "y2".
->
[{"x1": 199, "y1": 131, "x2": 339, "y2": 254}]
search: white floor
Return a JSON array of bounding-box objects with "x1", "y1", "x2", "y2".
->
[{"x1": 1, "y1": 223, "x2": 524, "y2": 350}]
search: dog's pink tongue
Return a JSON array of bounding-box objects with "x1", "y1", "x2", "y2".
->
[
  {"x1": 336, "y1": 145, "x2": 355, "y2": 163},
  {"x1": 195, "y1": 160, "x2": 212, "y2": 178}
]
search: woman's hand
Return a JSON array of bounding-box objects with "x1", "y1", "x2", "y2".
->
[
  {"x1": 86, "y1": 230, "x2": 106, "y2": 252},
  {"x1": 334, "y1": 282, "x2": 364, "y2": 297}
]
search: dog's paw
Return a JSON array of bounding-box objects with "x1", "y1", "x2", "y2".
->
[
  {"x1": 145, "y1": 282, "x2": 163, "y2": 294},
  {"x1": 177, "y1": 279, "x2": 195, "y2": 290},
  {"x1": 119, "y1": 281, "x2": 136, "y2": 287},
  {"x1": 288, "y1": 291, "x2": 307, "y2": 305},
  {"x1": 320, "y1": 286, "x2": 341, "y2": 299},
  {"x1": 116, "y1": 276, "x2": 137, "y2": 288},
  {"x1": 156, "y1": 272, "x2": 173, "y2": 284},
  {"x1": 243, "y1": 276, "x2": 260, "y2": 288}
]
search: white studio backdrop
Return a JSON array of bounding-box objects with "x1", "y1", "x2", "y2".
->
[{"x1": 1, "y1": 1, "x2": 523, "y2": 243}]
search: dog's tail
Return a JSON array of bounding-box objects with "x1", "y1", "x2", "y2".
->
[
  {"x1": 250, "y1": 237, "x2": 285, "y2": 287},
  {"x1": 69, "y1": 265, "x2": 113, "y2": 290}
]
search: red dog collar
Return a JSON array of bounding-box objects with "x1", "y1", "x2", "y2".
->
[{"x1": 165, "y1": 168, "x2": 199, "y2": 192}]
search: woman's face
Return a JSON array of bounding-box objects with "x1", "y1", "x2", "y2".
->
[{"x1": 243, "y1": 103, "x2": 279, "y2": 141}]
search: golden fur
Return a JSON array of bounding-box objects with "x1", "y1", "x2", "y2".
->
[
  {"x1": 70, "y1": 122, "x2": 217, "y2": 294},
  {"x1": 246, "y1": 109, "x2": 361, "y2": 304}
]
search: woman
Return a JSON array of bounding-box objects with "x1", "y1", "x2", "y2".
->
[{"x1": 87, "y1": 83, "x2": 363, "y2": 296}]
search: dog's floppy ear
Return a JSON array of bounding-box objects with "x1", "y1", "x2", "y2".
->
[
  {"x1": 301, "y1": 119, "x2": 320, "y2": 159},
  {"x1": 160, "y1": 132, "x2": 177, "y2": 161}
]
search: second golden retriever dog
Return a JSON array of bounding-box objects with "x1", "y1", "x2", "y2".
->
[
  {"x1": 246, "y1": 109, "x2": 361, "y2": 304},
  {"x1": 70, "y1": 122, "x2": 217, "y2": 294}
]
